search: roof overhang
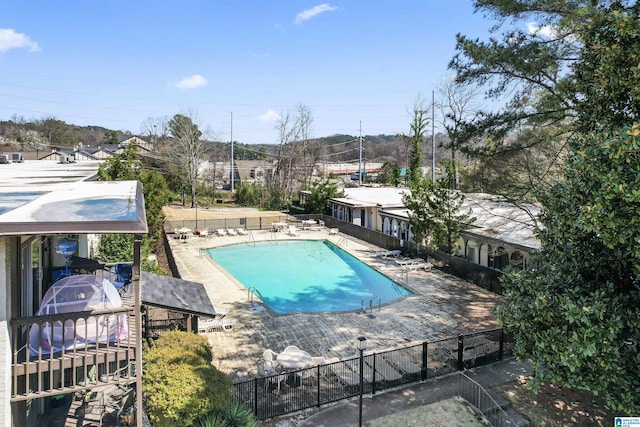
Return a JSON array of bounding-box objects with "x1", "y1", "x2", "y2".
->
[
  {"x1": 141, "y1": 271, "x2": 222, "y2": 317},
  {"x1": 0, "y1": 180, "x2": 148, "y2": 236}
]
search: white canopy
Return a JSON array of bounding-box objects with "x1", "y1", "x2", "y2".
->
[{"x1": 29, "y1": 274, "x2": 129, "y2": 357}]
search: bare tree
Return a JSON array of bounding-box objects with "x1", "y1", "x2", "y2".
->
[
  {"x1": 295, "y1": 104, "x2": 315, "y2": 187},
  {"x1": 140, "y1": 116, "x2": 170, "y2": 152},
  {"x1": 405, "y1": 96, "x2": 430, "y2": 187},
  {"x1": 436, "y1": 77, "x2": 482, "y2": 189},
  {"x1": 167, "y1": 112, "x2": 209, "y2": 208}
]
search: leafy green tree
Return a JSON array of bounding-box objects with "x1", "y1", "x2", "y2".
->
[
  {"x1": 235, "y1": 181, "x2": 259, "y2": 207},
  {"x1": 461, "y1": 0, "x2": 640, "y2": 412},
  {"x1": 97, "y1": 234, "x2": 134, "y2": 264},
  {"x1": 97, "y1": 145, "x2": 169, "y2": 272},
  {"x1": 498, "y1": 126, "x2": 640, "y2": 413},
  {"x1": 304, "y1": 179, "x2": 345, "y2": 214},
  {"x1": 404, "y1": 166, "x2": 475, "y2": 254},
  {"x1": 38, "y1": 117, "x2": 79, "y2": 146},
  {"x1": 377, "y1": 161, "x2": 401, "y2": 186}
]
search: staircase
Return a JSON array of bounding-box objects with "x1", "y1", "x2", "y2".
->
[{"x1": 457, "y1": 372, "x2": 530, "y2": 427}]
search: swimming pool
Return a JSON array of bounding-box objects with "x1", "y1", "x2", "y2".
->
[{"x1": 204, "y1": 240, "x2": 412, "y2": 315}]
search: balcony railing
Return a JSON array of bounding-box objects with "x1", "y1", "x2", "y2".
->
[{"x1": 10, "y1": 306, "x2": 138, "y2": 402}]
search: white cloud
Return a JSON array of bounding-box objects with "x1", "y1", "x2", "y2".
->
[
  {"x1": 295, "y1": 4, "x2": 339, "y2": 24},
  {"x1": 173, "y1": 74, "x2": 208, "y2": 89},
  {"x1": 527, "y1": 22, "x2": 557, "y2": 39},
  {"x1": 0, "y1": 28, "x2": 40, "y2": 53},
  {"x1": 258, "y1": 109, "x2": 280, "y2": 122}
]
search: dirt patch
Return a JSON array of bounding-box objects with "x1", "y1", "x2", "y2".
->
[
  {"x1": 493, "y1": 376, "x2": 616, "y2": 426},
  {"x1": 366, "y1": 398, "x2": 483, "y2": 427}
]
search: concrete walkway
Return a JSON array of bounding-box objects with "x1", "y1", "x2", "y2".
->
[{"x1": 167, "y1": 225, "x2": 505, "y2": 382}]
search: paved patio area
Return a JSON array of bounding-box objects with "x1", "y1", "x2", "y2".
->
[{"x1": 166, "y1": 227, "x2": 504, "y2": 381}]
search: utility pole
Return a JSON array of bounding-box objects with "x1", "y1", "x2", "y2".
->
[
  {"x1": 359, "y1": 121, "x2": 363, "y2": 187},
  {"x1": 432, "y1": 90, "x2": 436, "y2": 182},
  {"x1": 230, "y1": 112, "x2": 234, "y2": 192}
]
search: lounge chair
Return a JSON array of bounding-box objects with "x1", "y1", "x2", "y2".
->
[
  {"x1": 213, "y1": 306, "x2": 229, "y2": 318},
  {"x1": 384, "y1": 352, "x2": 422, "y2": 375},
  {"x1": 197, "y1": 318, "x2": 236, "y2": 333},
  {"x1": 236, "y1": 228, "x2": 248, "y2": 235},
  {"x1": 216, "y1": 229, "x2": 227, "y2": 236},
  {"x1": 342, "y1": 355, "x2": 379, "y2": 382},
  {"x1": 366, "y1": 354, "x2": 403, "y2": 381},
  {"x1": 395, "y1": 257, "x2": 424, "y2": 266},
  {"x1": 227, "y1": 228, "x2": 238, "y2": 236},
  {"x1": 377, "y1": 249, "x2": 401, "y2": 258},
  {"x1": 406, "y1": 261, "x2": 433, "y2": 272},
  {"x1": 195, "y1": 228, "x2": 209, "y2": 237},
  {"x1": 329, "y1": 228, "x2": 339, "y2": 235},
  {"x1": 328, "y1": 362, "x2": 362, "y2": 386}
]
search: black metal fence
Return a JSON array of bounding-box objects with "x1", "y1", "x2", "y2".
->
[{"x1": 232, "y1": 328, "x2": 512, "y2": 420}]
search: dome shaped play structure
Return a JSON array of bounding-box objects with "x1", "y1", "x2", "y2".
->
[{"x1": 29, "y1": 274, "x2": 129, "y2": 357}]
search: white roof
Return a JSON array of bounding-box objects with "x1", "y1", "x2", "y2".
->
[
  {"x1": 332, "y1": 186, "x2": 409, "y2": 207},
  {"x1": 352, "y1": 188, "x2": 542, "y2": 250},
  {"x1": 0, "y1": 160, "x2": 148, "y2": 236}
]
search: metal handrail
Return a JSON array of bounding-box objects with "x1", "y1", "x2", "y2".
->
[{"x1": 457, "y1": 371, "x2": 517, "y2": 426}]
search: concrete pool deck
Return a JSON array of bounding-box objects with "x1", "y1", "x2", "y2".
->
[{"x1": 166, "y1": 225, "x2": 505, "y2": 382}]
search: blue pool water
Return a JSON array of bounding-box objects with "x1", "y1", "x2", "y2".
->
[{"x1": 205, "y1": 240, "x2": 412, "y2": 315}]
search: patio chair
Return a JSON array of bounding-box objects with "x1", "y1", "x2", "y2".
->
[
  {"x1": 262, "y1": 349, "x2": 280, "y2": 372},
  {"x1": 329, "y1": 228, "x2": 339, "y2": 235},
  {"x1": 288, "y1": 226, "x2": 299, "y2": 236},
  {"x1": 108, "y1": 263, "x2": 133, "y2": 295}
]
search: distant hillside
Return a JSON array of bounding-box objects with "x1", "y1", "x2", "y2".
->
[{"x1": 0, "y1": 118, "x2": 452, "y2": 165}]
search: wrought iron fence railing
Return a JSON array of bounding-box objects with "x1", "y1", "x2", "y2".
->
[{"x1": 232, "y1": 328, "x2": 513, "y2": 420}]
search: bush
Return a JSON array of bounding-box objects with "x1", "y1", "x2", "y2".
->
[
  {"x1": 143, "y1": 331, "x2": 232, "y2": 427},
  {"x1": 196, "y1": 403, "x2": 259, "y2": 427}
]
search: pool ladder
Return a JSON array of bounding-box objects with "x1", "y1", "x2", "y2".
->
[
  {"x1": 247, "y1": 286, "x2": 265, "y2": 306},
  {"x1": 360, "y1": 295, "x2": 381, "y2": 315}
]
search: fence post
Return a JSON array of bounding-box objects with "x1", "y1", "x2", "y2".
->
[
  {"x1": 499, "y1": 328, "x2": 504, "y2": 360},
  {"x1": 421, "y1": 342, "x2": 428, "y2": 381},
  {"x1": 253, "y1": 378, "x2": 258, "y2": 417},
  {"x1": 316, "y1": 366, "x2": 321, "y2": 407},
  {"x1": 372, "y1": 355, "x2": 377, "y2": 394},
  {"x1": 457, "y1": 334, "x2": 464, "y2": 371}
]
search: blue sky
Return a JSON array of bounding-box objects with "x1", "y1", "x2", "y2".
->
[{"x1": 1, "y1": 1, "x2": 496, "y2": 145}]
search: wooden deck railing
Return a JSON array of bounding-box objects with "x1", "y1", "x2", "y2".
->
[{"x1": 10, "y1": 306, "x2": 138, "y2": 402}]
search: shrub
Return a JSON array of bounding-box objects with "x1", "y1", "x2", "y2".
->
[{"x1": 143, "y1": 331, "x2": 232, "y2": 427}]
